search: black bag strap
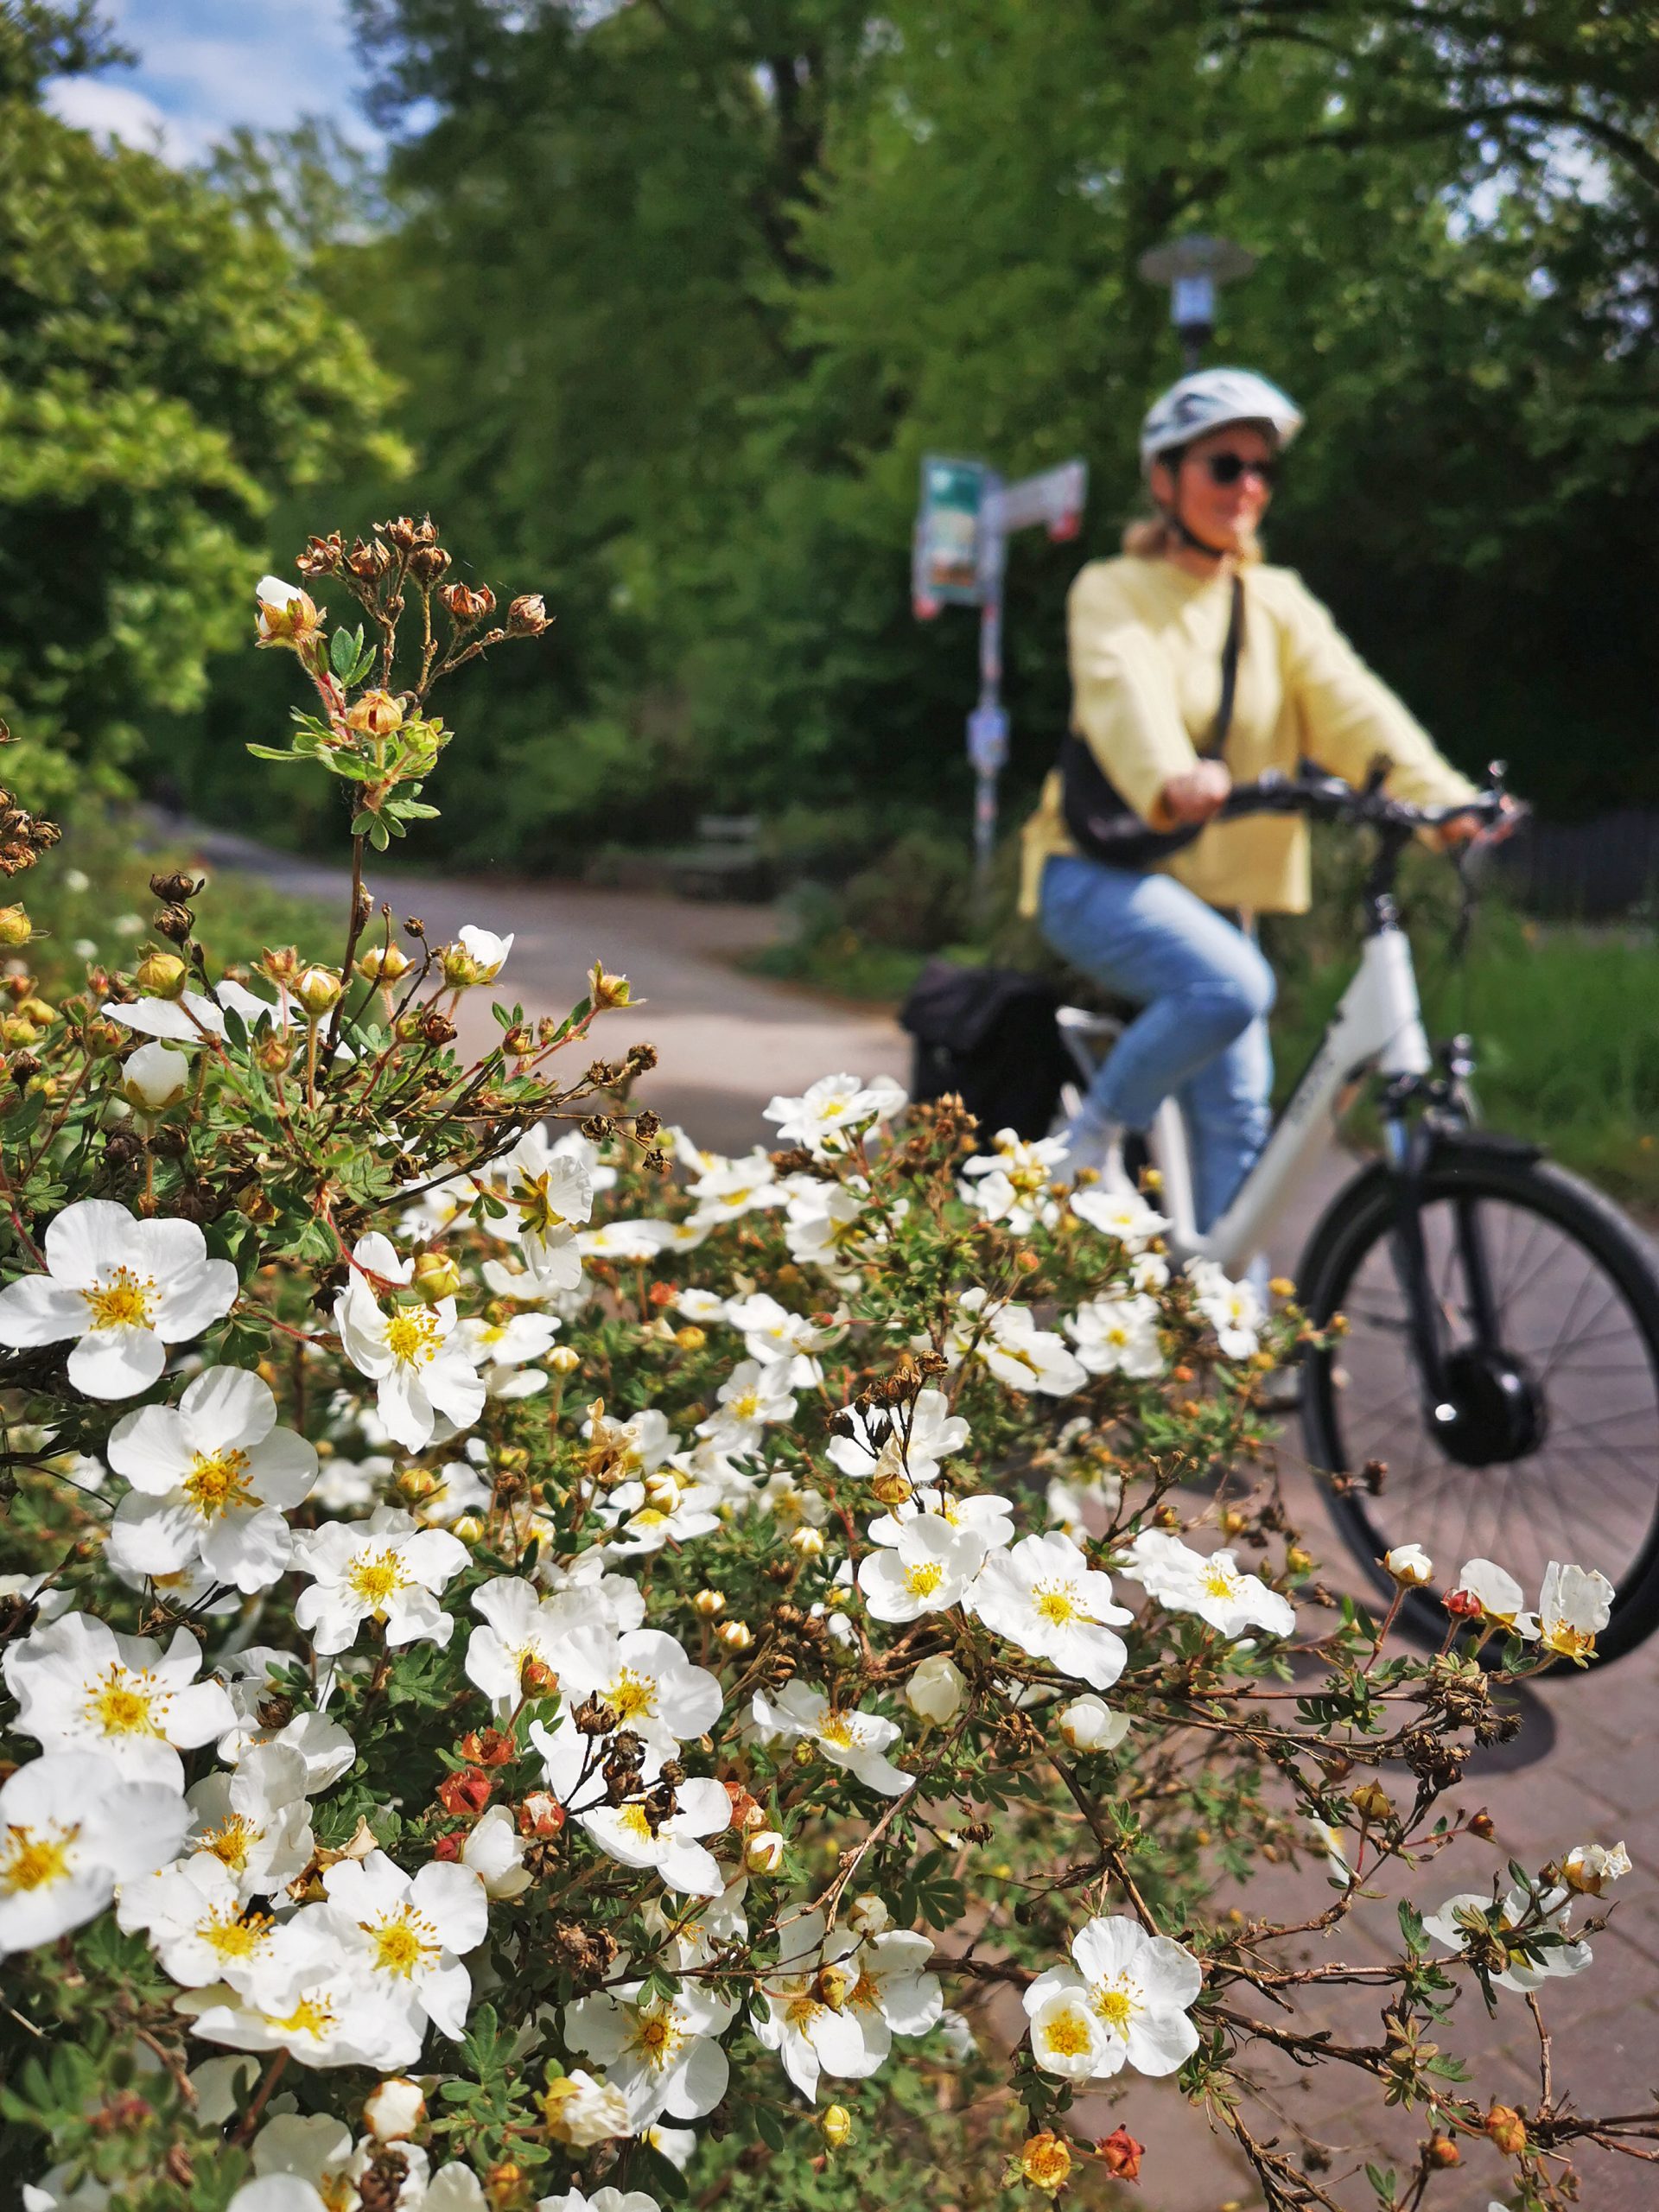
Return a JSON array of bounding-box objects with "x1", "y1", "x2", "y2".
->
[{"x1": 1202, "y1": 570, "x2": 1245, "y2": 758}]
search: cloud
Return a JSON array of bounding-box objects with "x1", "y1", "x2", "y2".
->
[{"x1": 42, "y1": 74, "x2": 188, "y2": 160}]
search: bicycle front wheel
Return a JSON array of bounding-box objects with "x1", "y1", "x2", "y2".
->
[{"x1": 1298, "y1": 1150, "x2": 1659, "y2": 1662}]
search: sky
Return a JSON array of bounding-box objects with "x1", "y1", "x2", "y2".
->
[{"x1": 43, "y1": 0, "x2": 382, "y2": 165}]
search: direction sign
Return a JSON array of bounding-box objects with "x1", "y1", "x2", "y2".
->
[
  {"x1": 912, "y1": 455, "x2": 992, "y2": 613},
  {"x1": 982, "y1": 459, "x2": 1088, "y2": 541}
]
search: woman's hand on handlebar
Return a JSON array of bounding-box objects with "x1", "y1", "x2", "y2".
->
[
  {"x1": 1435, "y1": 792, "x2": 1523, "y2": 850},
  {"x1": 1159, "y1": 760, "x2": 1231, "y2": 826}
]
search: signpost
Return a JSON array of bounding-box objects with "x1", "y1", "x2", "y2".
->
[{"x1": 914, "y1": 453, "x2": 1087, "y2": 906}]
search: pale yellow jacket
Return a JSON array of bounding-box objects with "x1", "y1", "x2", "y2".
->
[{"x1": 1019, "y1": 556, "x2": 1478, "y2": 918}]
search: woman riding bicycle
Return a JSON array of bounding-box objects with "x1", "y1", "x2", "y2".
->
[{"x1": 1020, "y1": 367, "x2": 1482, "y2": 1231}]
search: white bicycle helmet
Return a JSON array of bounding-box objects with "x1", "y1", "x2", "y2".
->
[{"x1": 1139, "y1": 367, "x2": 1303, "y2": 470}]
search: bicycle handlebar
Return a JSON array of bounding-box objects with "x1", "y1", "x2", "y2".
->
[{"x1": 1080, "y1": 769, "x2": 1522, "y2": 851}]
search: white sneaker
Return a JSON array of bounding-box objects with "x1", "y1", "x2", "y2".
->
[{"x1": 1060, "y1": 1119, "x2": 1133, "y2": 1194}]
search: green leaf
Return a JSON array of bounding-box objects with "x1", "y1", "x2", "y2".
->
[
  {"x1": 753, "y1": 2103, "x2": 786, "y2": 2152},
  {"x1": 330, "y1": 624, "x2": 365, "y2": 678}
]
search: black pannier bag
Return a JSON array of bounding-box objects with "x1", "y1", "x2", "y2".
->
[{"x1": 899, "y1": 959, "x2": 1072, "y2": 1145}]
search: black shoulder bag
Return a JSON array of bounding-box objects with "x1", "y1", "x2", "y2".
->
[{"x1": 1059, "y1": 570, "x2": 1244, "y2": 870}]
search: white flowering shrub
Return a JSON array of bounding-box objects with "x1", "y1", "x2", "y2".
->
[{"x1": 0, "y1": 522, "x2": 1651, "y2": 2212}]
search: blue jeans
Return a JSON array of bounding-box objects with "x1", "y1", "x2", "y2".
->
[{"x1": 1039, "y1": 854, "x2": 1275, "y2": 1231}]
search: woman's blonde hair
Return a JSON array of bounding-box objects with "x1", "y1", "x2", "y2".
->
[{"x1": 1122, "y1": 511, "x2": 1263, "y2": 563}]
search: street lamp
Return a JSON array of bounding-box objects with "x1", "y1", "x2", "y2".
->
[{"x1": 1136, "y1": 234, "x2": 1256, "y2": 371}]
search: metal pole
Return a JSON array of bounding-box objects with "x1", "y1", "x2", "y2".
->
[{"x1": 973, "y1": 585, "x2": 1003, "y2": 915}]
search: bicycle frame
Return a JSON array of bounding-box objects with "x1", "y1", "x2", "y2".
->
[{"x1": 1147, "y1": 919, "x2": 1432, "y2": 1272}]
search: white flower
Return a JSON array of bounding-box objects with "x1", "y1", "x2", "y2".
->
[
  {"x1": 540, "y1": 2188, "x2": 662, "y2": 2212},
  {"x1": 1025, "y1": 1914, "x2": 1202, "y2": 2080},
  {"x1": 1384, "y1": 1543, "x2": 1433, "y2": 1586},
  {"x1": 905, "y1": 1654, "x2": 965, "y2": 1726},
  {"x1": 1423, "y1": 1885, "x2": 1592, "y2": 1993},
  {"x1": 321, "y1": 1850, "x2": 489, "y2": 2038},
  {"x1": 419, "y1": 1454, "x2": 492, "y2": 1525},
  {"x1": 451, "y1": 924, "x2": 513, "y2": 983},
  {"x1": 1070, "y1": 1186, "x2": 1168, "y2": 1249},
  {"x1": 1450, "y1": 1558, "x2": 1539, "y2": 1637},
  {"x1": 118, "y1": 1848, "x2": 285, "y2": 1989},
  {"x1": 753, "y1": 1681, "x2": 914, "y2": 1796},
  {"x1": 857, "y1": 1514, "x2": 987, "y2": 1624},
  {"x1": 486, "y1": 1129, "x2": 593, "y2": 1292},
  {"x1": 1561, "y1": 1840, "x2": 1631, "y2": 1896},
  {"x1": 1307, "y1": 1816, "x2": 1354, "y2": 1885},
  {"x1": 969, "y1": 1533, "x2": 1132, "y2": 1690},
  {"x1": 215, "y1": 1649, "x2": 356, "y2": 1789},
  {"x1": 1535, "y1": 1561, "x2": 1613, "y2": 1663},
  {"x1": 180, "y1": 1915, "x2": 422, "y2": 2071},
  {"x1": 1057, "y1": 1694, "x2": 1131, "y2": 1755},
  {"x1": 721, "y1": 1291, "x2": 841, "y2": 1383},
  {"x1": 961, "y1": 1128, "x2": 1070, "y2": 1231},
  {"x1": 255, "y1": 573, "x2": 316, "y2": 640},
  {"x1": 751, "y1": 1908, "x2": 869, "y2": 2100},
  {"x1": 0, "y1": 1753, "x2": 189, "y2": 1955},
  {"x1": 334, "y1": 1236, "x2": 486, "y2": 1452},
  {"x1": 944, "y1": 1288, "x2": 1085, "y2": 1397},
  {"x1": 842, "y1": 1925, "x2": 943, "y2": 2066},
  {"x1": 1065, "y1": 1294, "x2": 1164, "y2": 1380},
  {"x1": 461, "y1": 1806, "x2": 532, "y2": 1899},
  {"x1": 785, "y1": 1181, "x2": 874, "y2": 1276},
  {"x1": 576, "y1": 1220, "x2": 680, "y2": 1263},
  {"x1": 227, "y1": 2185, "x2": 326, "y2": 2212},
  {"x1": 867, "y1": 1488, "x2": 1014, "y2": 1554},
  {"x1": 105, "y1": 1365, "x2": 318, "y2": 1594},
  {"x1": 686, "y1": 1152, "x2": 786, "y2": 1226},
  {"x1": 465, "y1": 1576, "x2": 573, "y2": 1710},
  {"x1": 184, "y1": 1741, "x2": 315, "y2": 1901},
  {"x1": 3, "y1": 1611, "x2": 234, "y2": 1787},
  {"x1": 1119, "y1": 1529, "x2": 1297, "y2": 1640},
  {"x1": 24, "y1": 2166, "x2": 116, "y2": 2212},
  {"x1": 579, "y1": 1776, "x2": 734, "y2": 1897},
  {"x1": 539, "y1": 2071, "x2": 634, "y2": 2149},
  {"x1": 0, "y1": 1198, "x2": 238, "y2": 1399},
  {"x1": 1187, "y1": 1260, "x2": 1262, "y2": 1358},
  {"x1": 600, "y1": 1475, "x2": 722, "y2": 1557},
  {"x1": 537, "y1": 1628, "x2": 722, "y2": 1766},
  {"x1": 454, "y1": 1312, "x2": 560, "y2": 1401},
  {"x1": 564, "y1": 1977, "x2": 736, "y2": 2128},
  {"x1": 292, "y1": 1505, "x2": 468, "y2": 1654},
  {"x1": 120, "y1": 1039, "x2": 190, "y2": 1113},
  {"x1": 826, "y1": 1387, "x2": 969, "y2": 1488},
  {"x1": 764, "y1": 1072, "x2": 905, "y2": 1158},
  {"x1": 695, "y1": 1358, "x2": 797, "y2": 1457}
]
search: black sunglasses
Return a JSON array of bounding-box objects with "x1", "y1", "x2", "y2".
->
[{"x1": 1200, "y1": 450, "x2": 1278, "y2": 488}]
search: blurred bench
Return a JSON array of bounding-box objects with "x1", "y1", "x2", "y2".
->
[{"x1": 668, "y1": 815, "x2": 772, "y2": 902}]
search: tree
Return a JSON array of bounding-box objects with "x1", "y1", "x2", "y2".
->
[{"x1": 0, "y1": 15, "x2": 405, "y2": 807}]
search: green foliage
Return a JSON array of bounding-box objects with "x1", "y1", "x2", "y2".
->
[{"x1": 0, "y1": 71, "x2": 405, "y2": 810}]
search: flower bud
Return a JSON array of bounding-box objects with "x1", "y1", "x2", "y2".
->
[
  {"x1": 453, "y1": 1514, "x2": 485, "y2": 1543},
  {"x1": 549, "y1": 1346, "x2": 581, "y2": 1375},
  {"x1": 1384, "y1": 1542, "x2": 1433, "y2": 1586},
  {"x1": 675, "y1": 1325, "x2": 706, "y2": 1351},
  {"x1": 84, "y1": 1020, "x2": 124, "y2": 1058},
  {"x1": 1484, "y1": 2104, "x2": 1526, "y2": 2156},
  {"x1": 819, "y1": 2104, "x2": 853, "y2": 2151},
  {"x1": 294, "y1": 965, "x2": 343, "y2": 1018},
  {"x1": 1424, "y1": 2133, "x2": 1460, "y2": 2168},
  {"x1": 398, "y1": 1468, "x2": 439, "y2": 1502},
  {"x1": 507, "y1": 594, "x2": 550, "y2": 636},
  {"x1": 1561, "y1": 1840, "x2": 1631, "y2": 1895},
  {"x1": 588, "y1": 960, "x2": 630, "y2": 1009},
  {"x1": 1349, "y1": 1781, "x2": 1394, "y2": 1824},
  {"x1": 541, "y1": 2069, "x2": 629, "y2": 2148},
  {"x1": 364, "y1": 2078, "x2": 426, "y2": 2141},
  {"x1": 411, "y1": 1249, "x2": 462, "y2": 1305},
  {"x1": 1096, "y1": 2126, "x2": 1144, "y2": 2181},
  {"x1": 1468, "y1": 1809, "x2": 1496, "y2": 1840},
  {"x1": 358, "y1": 944, "x2": 412, "y2": 985},
  {"x1": 0, "y1": 906, "x2": 32, "y2": 947},
  {"x1": 120, "y1": 1040, "x2": 189, "y2": 1114},
  {"x1": 790, "y1": 1526, "x2": 826, "y2": 1560},
  {"x1": 441, "y1": 582, "x2": 495, "y2": 625},
  {"x1": 1058, "y1": 1694, "x2": 1130, "y2": 1755},
  {"x1": 717, "y1": 1619, "x2": 753, "y2": 1652},
  {"x1": 644, "y1": 1471, "x2": 682, "y2": 1513},
  {"x1": 134, "y1": 950, "x2": 188, "y2": 998},
  {"x1": 692, "y1": 1588, "x2": 725, "y2": 1617},
  {"x1": 848, "y1": 1894, "x2": 890, "y2": 1936},
  {"x1": 744, "y1": 1827, "x2": 785, "y2": 1874},
  {"x1": 2, "y1": 1015, "x2": 39, "y2": 1048},
  {"x1": 905, "y1": 1653, "x2": 965, "y2": 1725},
  {"x1": 254, "y1": 574, "x2": 320, "y2": 646},
  {"x1": 518, "y1": 1791, "x2": 564, "y2": 1839}
]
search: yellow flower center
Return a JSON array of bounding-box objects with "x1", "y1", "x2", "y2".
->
[
  {"x1": 85, "y1": 1663, "x2": 166, "y2": 1738},
  {"x1": 630, "y1": 2005, "x2": 684, "y2": 2069},
  {"x1": 367, "y1": 1904, "x2": 439, "y2": 1978},
  {"x1": 1033, "y1": 1580, "x2": 1079, "y2": 1625},
  {"x1": 198, "y1": 1815, "x2": 255, "y2": 1872},
  {"x1": 618, "y1": 1804, "x2": 657, "y2": 1840},
  {"x1": 607, "y1": 1667, "x2": 657, "y2": 1723},
  {"x1": 1543, "y1": 1621, "x2": 1595, "y2": 1660},
  {"x1": 1203, "y1": 1562, "x2": 1241, "y2": 1600},
  {"x1": 384, "y1": 1307, "x2": 442, "y2": 1367},
  {"x1": 346, "y1": 1548, "x2": 409, "y2": 1612},
  {"x1": 817, "y1": 1713, "x2": 855, "y2": 1750},
  {"x1": 184, "y1": 1446, "x2": 255, "y2": 1519},
  {"x1": 903, "y1": 1561, "x2": 944, "y2": 1599},
  {"x1": 1040, "y1": 2008, "x2": 1094, "y2": 2058},
  {"x1": 270, "y1": 1993, "x2": 335, "y2": 2041},
  {"x1": 82, "y1": 1267, "x2": 156, "y2": 1332},
  {"x1": 1092, "y1": 1986, "x2": 1135, "y2": 2034},
  {"x1": 1, "y1": 1822, "x2": 74, "y2": 1893},
  {"x1": 732, "y1": 1393, "x2": 760, "y2": 1420},
  {"x1": 202, "y1": 1907, "x2": 271, "y2": 1959}
]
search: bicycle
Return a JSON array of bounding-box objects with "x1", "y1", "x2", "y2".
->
[{"x1": 1055, "y1": 767, "x2": 1659, "y2": 1662}]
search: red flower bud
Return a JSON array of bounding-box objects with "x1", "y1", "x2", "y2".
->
[
  {"x1": 1096, "y1": 2126, "x2": 1145, "y2": 2181},
  {"x1": 436, "y1": 1766, "x2": 493, "y2": 1818}
]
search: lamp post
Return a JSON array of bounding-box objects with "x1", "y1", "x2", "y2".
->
[{"x1": 1136, "y1": 234, "x2": 1255, "y2": 370}]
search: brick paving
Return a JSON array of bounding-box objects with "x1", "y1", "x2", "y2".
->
[{"x1": 188, "y1": 839, "x2": 1659, "y2": 2209}]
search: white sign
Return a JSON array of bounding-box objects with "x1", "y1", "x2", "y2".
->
[{"x1": 982, "y1": 459, "x2": 1087, "y2": 539}]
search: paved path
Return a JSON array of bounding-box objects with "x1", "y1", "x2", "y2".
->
[{"x1": 190, "y1": 836, "x2": 1659, "y2": 2210}]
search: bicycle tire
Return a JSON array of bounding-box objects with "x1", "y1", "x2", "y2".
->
[{"x1": 1297, "y1": 1149, "x2": 1659, "y2": 1663}]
